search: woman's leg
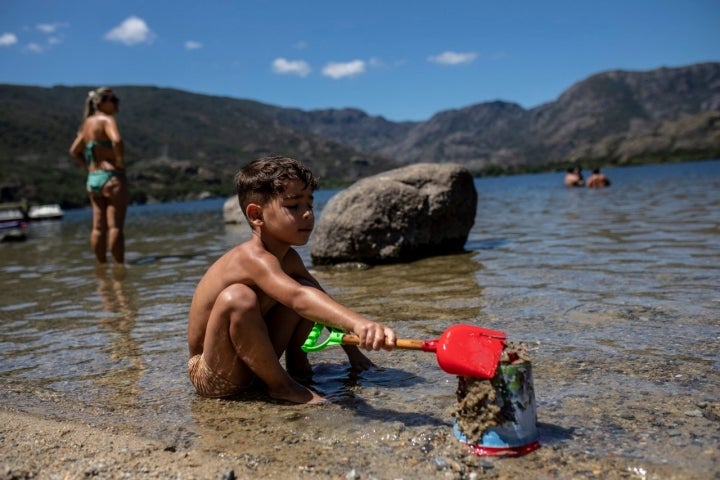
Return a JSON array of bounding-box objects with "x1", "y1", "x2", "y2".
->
[
  {"x1": 89, "y1": 193, "x2": 108, "y2": 263},
  {"x1": 105, "y1": 176, "x2": 129, "y2": 264}
]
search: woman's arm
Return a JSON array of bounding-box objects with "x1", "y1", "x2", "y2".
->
[
  {"x1": 104, "y1": 116, "x2": 125, "y2": 169},
  {"x1": 69, "y1": 132, "x2": 87, "y2": 170}
]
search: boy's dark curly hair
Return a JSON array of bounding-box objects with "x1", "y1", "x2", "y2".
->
[{"x1": 235, "y1": 156, "x2": 318, "y2": 214}]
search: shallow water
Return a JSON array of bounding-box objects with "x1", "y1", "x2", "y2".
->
[{"x1": 1, "y1": 160, "x2": 719, "y2": 477}]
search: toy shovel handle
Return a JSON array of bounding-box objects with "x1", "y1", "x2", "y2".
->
[
  {"x1": 340, "y1": 335, "x2": 435, "y2": 351},
  {"x1": 301, "y1": 323, "x2": 346, "y2": 352},
  {"x1": 301, "y1": 323, "x2": 436, "y2": 352}
]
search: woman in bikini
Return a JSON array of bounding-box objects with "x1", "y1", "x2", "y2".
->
[{"x1": 70, "y1": 87, "x2": 129, "y2": 264}]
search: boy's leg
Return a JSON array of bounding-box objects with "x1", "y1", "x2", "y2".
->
[
  {"x1": 202, "y1": 284, "x2": 325, "y2": 404},
  {"x1": 265, "y1": 303, "x2": 313, "y2": 376},
  {"x1": 342, "y1": 344, "x2": 377, "y2": 371}
]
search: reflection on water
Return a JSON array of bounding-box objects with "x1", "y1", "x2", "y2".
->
[
  {"x1": 92, "y1": 265, "x2": 144, "y2": 403},
  {"x1": 312, "y1": 252, "x2": 486, "y2": 335},
  {"x1": 1, "y1": 160, "x2": 719, "y2": 475}
]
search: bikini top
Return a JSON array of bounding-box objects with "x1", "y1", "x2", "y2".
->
[{"x1": 84, "y1": 140, "x2": 113, "y2": 166}]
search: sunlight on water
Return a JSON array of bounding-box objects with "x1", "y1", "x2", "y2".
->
[{"x1": 1, "y1": 161, "x2": 719, "y2": 475}]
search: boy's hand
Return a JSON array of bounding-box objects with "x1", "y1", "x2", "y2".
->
[{"x1": 353, "y1": 321, "x2": 396, "y2": 351}]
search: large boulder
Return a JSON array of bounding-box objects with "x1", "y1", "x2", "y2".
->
[
  {"x1": 223, "y1": 196, "x2": 244, "y2": 224},
  {"x1": 311, "y1": 163, "x2": 477, "y2": 265}
]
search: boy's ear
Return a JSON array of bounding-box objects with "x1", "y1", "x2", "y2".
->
[{"x1": 246, "y1": 203, "x2": 263, "y2": 226}]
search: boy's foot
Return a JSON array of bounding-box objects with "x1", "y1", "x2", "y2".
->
[{"x1": 268, "y1": 380, "x2": 327, "y2": 405}]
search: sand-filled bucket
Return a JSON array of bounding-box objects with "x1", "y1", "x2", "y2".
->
[{"x1": 453, "y1": 360, "x2": 540, "y2": 456}]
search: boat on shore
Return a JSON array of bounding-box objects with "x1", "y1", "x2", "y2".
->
[
  {"x1": 28, "y1": 204, "x2": 64, "y2": 221},
  {"x1": 0, "y1": 205, "x2": 28, "y2": 242}
]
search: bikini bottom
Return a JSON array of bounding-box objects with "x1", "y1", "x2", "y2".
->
[
  {"x1": 188, "y1": 354, "x2": 248, "y2": 398},
  {"x1": 86, "y1": 170, "x2": 118, "y2": 194}
]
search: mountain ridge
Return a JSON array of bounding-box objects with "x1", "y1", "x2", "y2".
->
[
  {"x1": 1, "y1": 62, "x2": 718, "y2": 206},
  {"x1": 279, "y1": 62, "x2": 720, "y2": 169}
]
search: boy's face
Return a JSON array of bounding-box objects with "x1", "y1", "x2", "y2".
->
[{"x1": 261, "y1": 179, "x2": 315, "y2": 246}]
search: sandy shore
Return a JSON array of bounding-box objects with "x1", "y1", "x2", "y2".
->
[
  {"x1": 3, "y1": 404, "x2": 717, "y2": 480},
  {"x1": 1, "y1": 409, "x2": 234, "y2": 480}
]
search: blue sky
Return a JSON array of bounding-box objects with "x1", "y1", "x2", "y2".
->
[{"x1": 1, "y1": 1, "x2": 718, "y2": 121}]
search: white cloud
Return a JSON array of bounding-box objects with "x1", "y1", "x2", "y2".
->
[
  {"x1": 185, "y1": 40, "x2": 203, "y2": 50},
  {"x1": 272, "y1": 58, "x2": 311, "y2": 77},
  {"x1": 26, "y1": 42, "x2": 43, "y2": 53},
  {"x1": 292, "y1": 41, "x2": 308, "y2": 50},
  {"x1": 37, "y1": 24, "x2": 56, "y2": 34},
  {"x1": 0, "y1": 33, "x2": 18, "y2": 47},
  {"x1": 105, "y1": 16, "x2": 155, "y2": 46},
  {"x1": 368, "y1": 57, "x2": 384, "y2": 68},
  {"x1": 322, "y1": 60, "x2": 365, "y2": 79},
  {"x1": 34, "y1": 23, "x2": 68, "y2": 48},
  {"x1": 427, "y1": 51, "x2": 478, "y2": 65},
  {"x1": 36, "y1": 22, "x2": 68, "y2": 34}
]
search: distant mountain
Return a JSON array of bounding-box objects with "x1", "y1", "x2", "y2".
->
[
  {"x1": 264, "y1": 62, "x2": 720, "y2": 171},
  {"x1": 1, "y1": 62, "x2": 718, "y2": 207}
]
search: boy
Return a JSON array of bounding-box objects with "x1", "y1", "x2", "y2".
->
[{"x1": 187, "y1": 156, "x2": 396, "y2": 404}]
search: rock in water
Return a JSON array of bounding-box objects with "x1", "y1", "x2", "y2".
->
[
  {"x1": 311, "y1": 163, "x2": 477, "y2": 264},
  {"x1": 223, "y1": 196, "x2": 244, "y2": 224}
]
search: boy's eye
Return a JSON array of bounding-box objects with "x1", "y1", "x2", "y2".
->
[{"x1": 285, "y1": 204, "x2": 312, "y2": 210}]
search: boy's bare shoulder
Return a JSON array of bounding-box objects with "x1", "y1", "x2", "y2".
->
[
  {"x1": 214, "y1": 239, "x2": 280, "y2": 273},
  {"x1": 215, "y1": 240, "x2": 260, "y2": 266},
  {"x1": 211, "y1": 239, "x2": 309, "y2": 285}
]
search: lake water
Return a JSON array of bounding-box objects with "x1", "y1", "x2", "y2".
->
[{"x1": 1, "y1": 160, "x2": 719, "y2": 478}]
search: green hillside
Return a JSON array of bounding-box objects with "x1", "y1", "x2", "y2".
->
[{"x1": 1, "y1": 62, "x2": 719, "y2": 207}]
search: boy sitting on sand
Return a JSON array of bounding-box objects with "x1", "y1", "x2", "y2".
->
[{"x1": 187, "y1": 156, "x2": 396, "y2": 404}]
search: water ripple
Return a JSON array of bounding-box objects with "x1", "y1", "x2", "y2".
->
[{"x1": 1, "y1": 161, "x2": 719, "y2": 475}]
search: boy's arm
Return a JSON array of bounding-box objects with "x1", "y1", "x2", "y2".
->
[
  {"x1": 287, "y1": 254, "x2": 379, "y2": 368},
  {"x1": 255, "y1": 249, "x2": 395, "y2": 350}
]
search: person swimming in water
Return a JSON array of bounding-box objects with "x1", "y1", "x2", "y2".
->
[
  {"x1": 564, "y1": 166, "x2": 585, "y2": 187},
  {"x1": 70, "y1": 87, "x2": 129, "y2": 264},
  {"x1": 587, "y1": 167, "x2": 611, "y2": 188}
]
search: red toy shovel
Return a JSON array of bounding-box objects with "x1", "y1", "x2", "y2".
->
[{"x1": 302, "y1": 323, "x2": 507, "y2": 379}]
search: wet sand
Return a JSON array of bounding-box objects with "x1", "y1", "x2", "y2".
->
[
  {"x1": 3, "y1": 405, "x2": 716, "y2": 479},
  {"x1": 2, "y1": 357, "x2": 718, "y2": 480}
]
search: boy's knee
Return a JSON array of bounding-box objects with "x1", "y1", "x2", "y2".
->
[{"x1": 217, "y1": 284, "x2": 257, "y2": 314}]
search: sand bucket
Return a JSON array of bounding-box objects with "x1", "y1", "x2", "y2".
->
[{"x1": 454, "y1": 361, "x2": 540, "y2": 456}]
